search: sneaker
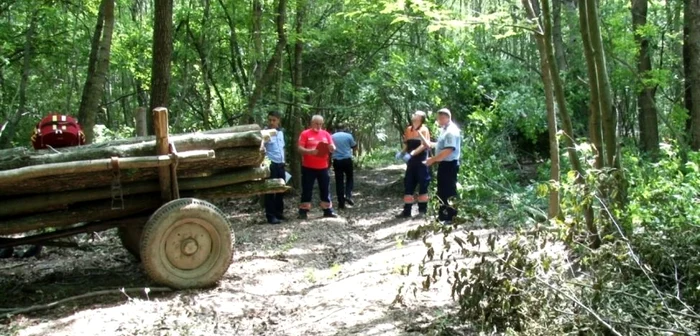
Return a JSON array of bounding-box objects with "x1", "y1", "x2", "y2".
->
[
  {"x1": 298, "y1": 212, "x2": 308, "y2": 220},
  {"x1": 276, "y1": 214, "x2": 287, "y2": 221},
  {"x1": 415, "y1": 212, "x2": 427, "y2": 219},
  {"x1": 323, "y1": 211, "x2": 339, "y2": 218},
  {"x1": 346, "y1": 198, "x2": 355, "y2": 206},
  {"x1": 267, "y1": 217, "x2": 281, "y2": 224}
]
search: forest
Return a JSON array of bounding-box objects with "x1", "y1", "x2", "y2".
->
[{"x1": 1, "y1": 0, "x2": 699, "y2": 334}]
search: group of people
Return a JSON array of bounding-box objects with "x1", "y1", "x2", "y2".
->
[{"x1": 262, "y1": 108, "x2": 461, "y2": 225}]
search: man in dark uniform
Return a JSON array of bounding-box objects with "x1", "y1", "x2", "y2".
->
[{"x1": 425, "y1": 108, "x2": 461, "y2": 224}]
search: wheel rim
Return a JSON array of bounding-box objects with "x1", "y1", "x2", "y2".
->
[{"x1": 161, "y1": 217, "x2": 221, "y2": 276}]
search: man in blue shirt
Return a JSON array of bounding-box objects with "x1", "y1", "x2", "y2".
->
[
  {"x1": 425, "y1": 108, "x2": 461, "y2": 224},
  {"x1": 264, "y1": 111, "x2": 286, "y2": 224},
  {"x1": 331, "y1": 123, "x2": 357, "y2": 209}
]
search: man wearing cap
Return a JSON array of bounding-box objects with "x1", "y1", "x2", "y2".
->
[
  {"x1": 424, "y1": 108, "x2": 461, "y2": 224},
  {"x1": 331, "y1": 123, "x2": 357, "y2": 209},
  {"x1": 263, "y1": 111, "x2": 286, "y2": 224},
  {"x1": 297, "y1": 115, "x2": 339, "y2": 219}
]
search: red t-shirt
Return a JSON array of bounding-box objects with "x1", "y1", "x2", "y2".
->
[{"x1": 299, "y1": 128, "x2": 334, "y2": 169}]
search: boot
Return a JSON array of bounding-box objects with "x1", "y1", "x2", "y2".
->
[
  {"x1": 323, "y1": 209, "x2": 339, "y2": 218},
  {"x1": 395, "y1": 204, "x2": 412, "y2": 218},
  {"x1": 298, "y1": 209, "x2": 308, "y2": 220},
  {"x1": 417, "y1": 202, "x2": 428, "y2": 217}
]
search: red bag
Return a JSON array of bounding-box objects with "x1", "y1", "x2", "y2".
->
[{"x1": 30, "y1": 114, "x2": 86, "y2": 150}]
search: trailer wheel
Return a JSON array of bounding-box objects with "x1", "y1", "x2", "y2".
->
[
  {"x1": 118, "y1": 225, "x2": 143, "y2": 259},
  {"x1": 140, "y1": 198, "x2": 234, "y2": 289}
]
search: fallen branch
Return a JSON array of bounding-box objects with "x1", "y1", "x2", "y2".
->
[{"x1": 0, "y1": 287, "x2": 173, "y2": 318}]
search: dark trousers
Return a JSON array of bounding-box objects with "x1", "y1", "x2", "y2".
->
[
  {"x1": 299, "y1": 166, "x2": 332, "y2": 213},
  {"x1": 265, "y1": 162, "x2": 286, "y2": 220},
  {"x1": 437, "y1": 160, "x2": 459, "y2": 221},
  {"x1": 332, "y1": 158, "x2": 354, "y2": 206},
  {"x1": 404, "y1": 163, "x2": 430, "y2": 196}
]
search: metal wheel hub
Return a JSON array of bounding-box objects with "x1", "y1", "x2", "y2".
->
[{"x1": 165, "y1": 218, "x2": 213, "y2": 270}]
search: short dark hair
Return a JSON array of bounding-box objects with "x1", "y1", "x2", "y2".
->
[
  {"x1": 267, "y1": 111, "x2": 281, "y2": 119},
  {"x1": 335, "y1": 122, "x2": 346, "y2": 130}
]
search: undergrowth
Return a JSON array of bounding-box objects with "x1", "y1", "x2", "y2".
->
[{"x1": 397, "y1": 139, "x2": 700, "y2": 335}]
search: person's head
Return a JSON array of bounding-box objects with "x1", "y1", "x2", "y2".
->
[
  {"x1": 310, "y1": 115, "x2": 324, "y2": 131},
  {"x1": 411, "y1": 111, "x2": 427, "y2": 129},
  {"x1": 335, "y1": 122, "x2": 347, "y2": 133},
  {"x1": 267, "y1": 111, "x2": 281, "y2": 129},
  {"x1": 437, "y1": 108, "x2": 452, "y2": 127}
]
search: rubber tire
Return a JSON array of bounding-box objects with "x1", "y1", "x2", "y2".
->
[
  {"x1": 118, "y1": 224, "x2": 144, "y2": 260},
  {"x1": 140, "y1": 198, "x2": 234, "y2": 289}
]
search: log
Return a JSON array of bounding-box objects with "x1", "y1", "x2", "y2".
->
[
  {"x1": 0, "y1": 179, "x2": 287, "y2": 235},
  {"x1": 184, "y1": 178, "x2": 289, "y2": 200},
  {"x1": 153, "y1": 107, "x2": 172, "y2": 202},
  {"x1": 0, "y1": 194, "x2": 162, "y2": 235},
  {"x1": 0, "y1": 149, "x2": 215, "y2": 184},
  {"x1": 135, "y1": 107, "x2": 147, "y2": 136},
  {"x1": 0, "y1": 130, "x2": 265, "y2": 171},
  {"x1": 0, "y1": 215, "x2": 149, "y2": 249},
  {"x1": 0, "y1": 165, "x2": 271, "y2": 217},
  {"x1": 0, "y1": 147, "x2": 265, "y2": 196}
]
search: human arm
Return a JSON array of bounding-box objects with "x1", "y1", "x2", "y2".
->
[
  {"x1": 425, "y1": 148, "x2": 454, "y2": 166},
  {"x1": 327, "y1": 132, "x2": 336, "y2": 152},
  {"x1": 298, "y1": 132, "x2": 318, "y2": 155},
  {"x1": 425, "y1": 132, "x2": 457, "y2": 166}
]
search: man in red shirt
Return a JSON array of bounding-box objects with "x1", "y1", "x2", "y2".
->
[{"x1": 297, "y1": 115, "x2": 339, "y2": 219}]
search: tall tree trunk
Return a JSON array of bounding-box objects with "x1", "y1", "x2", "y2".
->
[
  {"x1": 148, "y1": 0, "x2": 174, "y2": 135},
  {"x1": 0, "y1": 13, "x2": 37, "y2": 149},
  {"x1": 218, "y1": 0, "x2": 249, "y2": 103},
  {"x1": 526, "y1": 0, "x2": 600, "y2": 247},
  {"x1": 552, "y1": 0, "x2": 566, "y2": 71},
  {"x1": 246, "y1": 0, "x2": 288, "y2": 124},
  {"x1": 631, "y1": 0, "x2": 660, "y2": 155},
  {"x1": 583, "y1": 0, "x2": 619, "y2": 169},
  {"x1": 522, "y1": 1, "x2": 561, "y2": 219},
  {"x1": 579, "y1": 0, "x2": 603, "y2": 168},
  {"x1": 687, "y1": 0, "x2": 700, "y2": 150},
  {"x1": 290, "y1": 0, "x2": 305, "y2": 190},
  {"x1": 78, "y1": 0, "x2": 114, "y2": 144}
]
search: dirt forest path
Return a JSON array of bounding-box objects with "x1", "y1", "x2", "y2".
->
[{"x1": 0, "y1": 164, "x2": 492, "y2": 336}]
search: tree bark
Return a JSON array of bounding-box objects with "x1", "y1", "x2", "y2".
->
[
  {"x1": 686, "y1": 0, "x2": 700, "y2": 150},
  {"x1": 632, "y1": 0, "x2": 660, "y2": 155},
  {"x1": 147, "y1": 0, "x2": 174, "y2": 135},
  {"x1": 290, "y1": 0, "x2": 306, "y2": 190},
  {"x1": 246, "y1": 0, "x2": 288, "y2": 124},
  {"x1": 552, "y1": 0, "x2": 567, "y2": 71},
  {"x1": 527, "y1": 0, "x2": 600, "y2": 247},
  {"x1": 78, "y1": 0, "x2": 115, "y2": 144},
  {"x1": 0, "y1": 130, "x2": 266, "y2": 171},
  {"x1": 583, "y1": 0, "x2": 619, "y2": 168},
  {"x1": 0, "y1": 166, "x2": 270, "y2": 217},
  {"x1": 0, "y1": 179, "x2": 287, "y2": 236},
  {"x1": 523, "y1": 0, "x2": 561, "y2": 219},
  {"x1": 0, "y1": 147, "x2": 264, "y2": 196},
  {"x1": 0, "y1": 12, "x2": 36, "y2": 149},
  {"x1": 579, "y1": 0, "x2": 603, "y2": 168}
]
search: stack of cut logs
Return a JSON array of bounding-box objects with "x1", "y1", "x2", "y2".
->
[{"x1": 0, "y1": 124, "x2": 286, "y2": 236}]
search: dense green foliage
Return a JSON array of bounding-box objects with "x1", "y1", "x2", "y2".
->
[{"x1": 1, "y1": 0, "x2": 699, "y2": 334}]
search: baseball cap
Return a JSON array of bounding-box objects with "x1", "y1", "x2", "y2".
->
[{"x1": 437, "y1": 108, "x2": 451, "y2": 118}]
